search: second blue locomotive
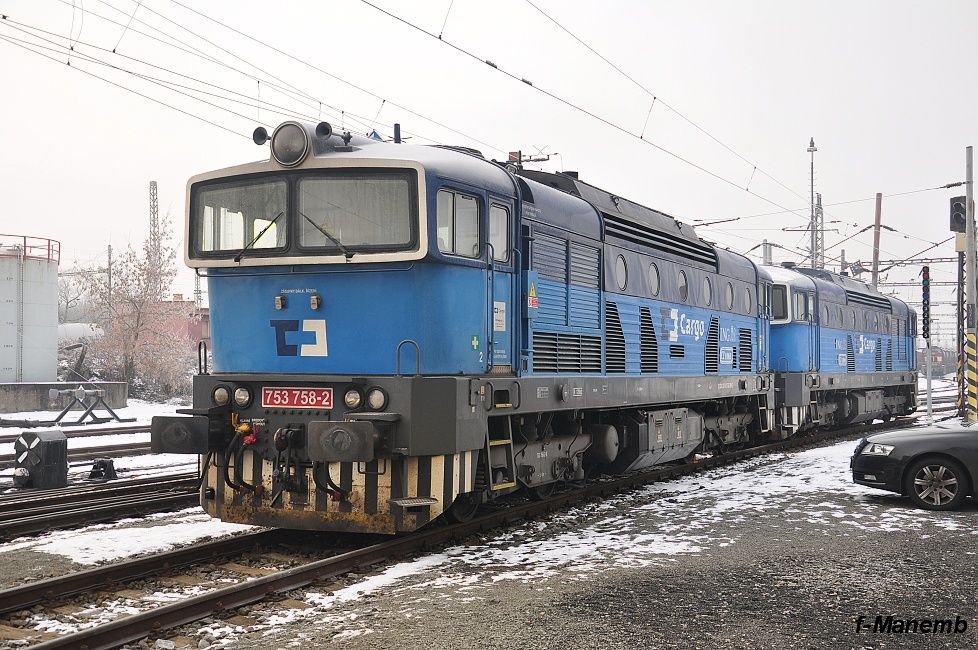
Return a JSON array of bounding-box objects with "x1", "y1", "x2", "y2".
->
[{"x1": 152, "y1": 121, "x2": 917, "y2": 534}]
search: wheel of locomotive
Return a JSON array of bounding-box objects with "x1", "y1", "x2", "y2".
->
[
  {"x1": 444, "y1": 493, "x2": 481, "y2": 523},
  {"x1": 524, "y1": 481, "x2": 557, "y2": 501},
  {"x1": 904, "y1": 457, "x2": 970, "y2": 511}
]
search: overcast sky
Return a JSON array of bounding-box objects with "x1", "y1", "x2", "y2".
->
[{"x1": 2, "y1": 0, "x2": 974, "y2": 345}]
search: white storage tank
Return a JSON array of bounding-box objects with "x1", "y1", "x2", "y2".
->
[{"x1": 0, "y1": 234, "x2": 60, "y2": 382}]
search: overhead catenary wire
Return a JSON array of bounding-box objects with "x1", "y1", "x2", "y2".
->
[
  {"x1": 696, "y1": 183, "x2": 963, "y2": 225},
  {"x1": 356, "y1": 0, "x2": 816, "y2": 223},
  {"x1": 0, "y1": 18, "x2": 352, "y2": 129},
  {"x1": 3, "y1": 7, "x2": 552, "y2": 175},
  {"x1": 164, "y1": 0, "x2": 515, "y2": 158},
  {"x1": 0, "y1": 26, "x2": 281, "y2": 131},
  {"x1": 75, "y1": 0, "x2": 377, "y2": 133},
  {"x1": 521, "y1": 0, "x2": 810, "y2": 204},
  {"x1": 0, "y1": 29, "x2": 248, "y2": 139},
  {"x1": 6, "y1": 8, "x2": 493, "y2": 154}
]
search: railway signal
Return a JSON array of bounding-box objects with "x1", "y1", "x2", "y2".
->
[
  {"x1": 950, "y1": 196, "x2": 967, "y2": 233},
  {"x1": 921, "y1": 265, "x2": 930, "y2": 339}
]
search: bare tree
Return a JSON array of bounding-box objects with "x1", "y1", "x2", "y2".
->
[
  {"x1": 58, "y1": 267, "x2": 89, "y2": 323},
  {"x1": 85, "y1": 214, "x2": 192, "y2": 396}
]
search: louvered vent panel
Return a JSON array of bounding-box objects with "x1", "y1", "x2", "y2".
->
[
  {"x1": 639, "y1": 307, "x2": 659, "y2": 373},
  {"x1": 579, "y1": 336, "x2": 602, "y2": 373},
  {"x1": 897, "y1": 321, "x2": 905, "y2": 360},
  {"x1": 875, "y1": 338, "x2": 883, "y2": 371},
  {"x1": 533, "y1": 233, "x2": 567, "y2": 282},
  {"x1": 845, "y1": 290, "x2": 892, "y2": 311},
  {"x1": 532, "y1": 332, "x2": 602, "y2": 373},
  {"x1": 739, "y1": 328, "x2": 752, "y2": 372},
  {"x1": 846, "y1": 335, "x2": 856, "y2": 372},
  {"x1": 603, "y1": 213, "x2": 718, "y2": 269},
  {"x1": 886, "y1": 340, "x2": 893, "y2": 371},
  {"x1": 568, "y1": 243, "x2": 600, "y2": 288},
  {"x1": 557, "y1": 335, "x2": 581, "y2": 373},
  {"x1": 532, "y1": 332, "x2": 558, "y2": 372},
  {"x1": 605, "y1": 302, "x2": 627, "y2": 373},
  {"x1": 669, "y1": 345, "x2": 685, "y2": 359},
  {"x1": 704, "y1": 317, "x2": 720, "y2": 373}
]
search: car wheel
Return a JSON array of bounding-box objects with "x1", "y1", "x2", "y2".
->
[{"x1": 905, "y1": 457, "x2": 970, "y2": 511}]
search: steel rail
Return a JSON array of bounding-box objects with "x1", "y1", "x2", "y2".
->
[
  {"x1": 0, "y1": 530, "x2": 285, "y2": 616},
  {"x1": 0, "y1": 442, "x2": 152, "y2": 469},
  {"x1": 25, "y1": 418, "x2": 914, "y2": 650},
  {"x1": 0, "y1": 426, "x2": 150, "y2": 445},
  {"x1": 0, "y1": 483, "x2": 196, "y2": 522},
  {"x1": 0, "y1": 473, "x2": 196, "y2": 505},
  {"x1": 0, "y1": 492, "x2": 198, "y2": 540}
]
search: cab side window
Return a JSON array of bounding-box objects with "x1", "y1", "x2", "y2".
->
[
  {"x1": 792, "y1": 291, "x2": 810, "y2": 321},
  {"x1": 489, "y1": 204, "x2": 510, "y2": 262},
  {"x1": 771, "y1": 285, "x2": 788, "y2": 320},
  {"x1": 436, "y1": 189, "x2": 480, "y2": 258}
]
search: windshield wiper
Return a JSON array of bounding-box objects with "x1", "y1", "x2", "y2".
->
[
  {"x1": 298, "y1": 209, "x2": 354, "y2": 260},
  {"x1": 234, "y1": 211, "x2": 284, "y2": 262}
]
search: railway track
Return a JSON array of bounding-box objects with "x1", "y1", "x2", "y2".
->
[
  {"x1": 0, "y1": 425, "x2": 150, "y2": 446},
  {"x1": 0, "y1": 474, "x2": 198, "y2": 540},
  {"x1": 0, "y1": 442, "x2": 153, "y2": 470},
  {"x1": 0, "y1": 417, "x2": 917, "y2": 650}
]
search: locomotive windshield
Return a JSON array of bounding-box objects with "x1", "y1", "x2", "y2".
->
[
  {"x1": 190, "y1": 169, "x2": 417, "y2": 260},
  {"x1": 297, "y1": 172, "x2": 413, "y2": 251},
  {"x1": 195, "y1": 179, "x2": 288, "y2": 254}
]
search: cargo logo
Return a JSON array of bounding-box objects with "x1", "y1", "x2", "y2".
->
[
  {"x1": 270, "y1": 320, "x2": 328, "y2": 357},
  {"x1": 857, "y1": 335, "x2": 876, "y2": 355},
  {"x1": 660, "y1": 308, "x2": 707, "y2": 342}
]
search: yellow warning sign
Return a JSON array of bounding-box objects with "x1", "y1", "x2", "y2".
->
[{"x1": 527, "y1": 283, "x2": 539, "y2": 309}]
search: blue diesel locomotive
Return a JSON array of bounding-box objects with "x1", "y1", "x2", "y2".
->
[{"x1": 151, "y1": 121, "x2": 917, "y2": 534}]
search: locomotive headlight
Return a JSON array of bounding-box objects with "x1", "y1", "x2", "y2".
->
[
  {"x1": 212, "y1": 386, "x2": 230, "y2": 406},
  {"x1": 366, "y1": 387, "x2": 388, "y2": 411},
  {"x1": 270, "y1": 122, "x2": 309, "y2": 167},
  {"x1": 233, "y1": 386, "x2": 252, "y2": 407},
  {"x1": 343, "y1": 388, "x2": 363, "y2": 409}
]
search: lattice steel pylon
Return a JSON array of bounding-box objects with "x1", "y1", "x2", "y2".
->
[
  {"x1": 148, "y1": 180, "x2": 163, "y2": 297},
  {"x1": 814, "y1": 193, "x2": 824, "y2": 270},
  {"x1": 807, "y1": 138, "x2": 818, "y2": 268}
]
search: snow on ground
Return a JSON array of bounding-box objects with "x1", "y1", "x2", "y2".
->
[
  {"x1": 0, "y1": 508, "x2": 253, "y2": 564},
  {"x1": 0, "y1": 431, "x2": 150, "y2": 458},
  {"x1": 0, "y1": 398, "x2": 184, "y2": 431},
  {"x1": 919, "y1": 375, "x2": 958, "y2": 394},
  {"x1": 0, "y1": 399, "x2": 194, "y2": 482},
  {"x1": 198, "y1": 428, "x2": 978, "y2": 644}
]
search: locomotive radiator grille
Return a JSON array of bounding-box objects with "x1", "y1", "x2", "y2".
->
[
  {"x1": 875, "y1": 338, "x2": 883, "y2": 372},
  {"x1": 704, "y1": 317, "x2": 720, "y2": 373},
  {"x1": 605, "y1": 302, "x2": 627, "y2": 373},
  {"x1": 886, "y1": 339, "x2": 893, "y2": 371},
  {"x1": 532, "y1": 331, "x2": 601, "y2": 373},
  {"x1": 847, "y1": 335, "x2": 856, "y2": 372},
  {"x1": 639, "y1": 307, "x2": 659, "y2": 373},
  {"x1": 739, "y1": 328, "x2": 752, "y2": 372},
  {"x1": 669, "y1": 345, "x2": 685, "y2": 359}
]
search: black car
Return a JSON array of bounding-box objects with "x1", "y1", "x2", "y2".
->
[{"x1": 851, "y1": 423, "x2": 978, "y2": 510}]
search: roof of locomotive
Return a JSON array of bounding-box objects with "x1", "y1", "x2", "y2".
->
[
  {"x1": 518, "y1": 169, "x2": 705, "y2": 246},
  {"x1": 764, "y1": 264, "x2": 911, "y2": 317},
  {"x1": 201, "y1": 123, "x2": 757, "y2": 282},
  {"x1": 517, "y1": 169, "x2": 757, "y2": 283}
]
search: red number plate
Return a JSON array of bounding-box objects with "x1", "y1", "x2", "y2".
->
[{"x1": 261, "y1": 387, "x2": 333, "y2": 409}]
